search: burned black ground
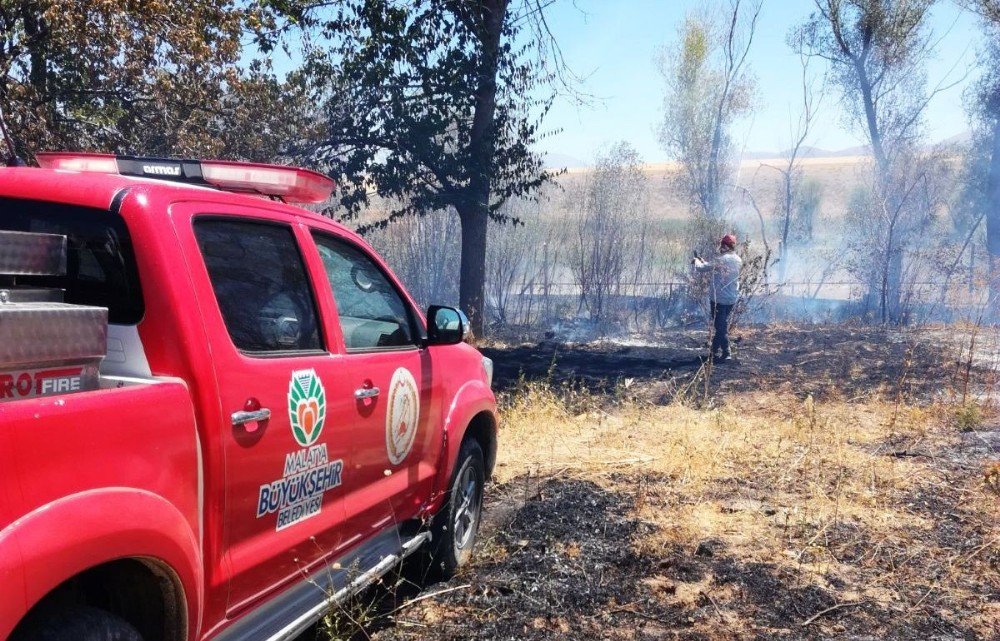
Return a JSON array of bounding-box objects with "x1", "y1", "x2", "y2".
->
[{"x1": 482, "y1": 324, "x2": 961, "y2": 404}]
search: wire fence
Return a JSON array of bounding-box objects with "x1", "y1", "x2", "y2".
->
[
  {"x1": 498, "y1": 280, "x2": 985, "y2": 300},
  {"x1": 486, "y1": 279, "x2": 991, "y2": 331}
]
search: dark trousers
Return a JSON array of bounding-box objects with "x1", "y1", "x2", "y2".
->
[{"x1": 711, "y1": 302, "x2": 733, "y2": 356}]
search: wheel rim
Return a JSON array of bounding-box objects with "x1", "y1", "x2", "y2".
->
[{"x1": 453, "y1": 464, "x2": 481, "y2": 551}]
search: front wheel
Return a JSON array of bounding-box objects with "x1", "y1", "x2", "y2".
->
[
  {"x1": 13, "y1": 606, "x2": 143, "y2": 641},
  {"x1": 426, "y1": 438, "x2": 486, "y2": 580}
]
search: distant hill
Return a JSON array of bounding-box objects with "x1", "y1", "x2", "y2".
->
[
  {"x1": 542, "y1": 152, "x2": 589, "y2": 169},
  {"x1": 742, "y1": 144, "x2": 870, "y2": 160},
  {"x1": 741, "y1": 131, "x2": 971, "y2": 162},
  {"x1": 937, "y1": 130, "x2": 973, "y2": 147},
  {"x1": 543, "y1": 131, "x2": 971, "y2": 172}
]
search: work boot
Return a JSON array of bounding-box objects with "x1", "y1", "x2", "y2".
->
[{"x1": 721, "y1": 352, "x2": 733, "y2": 361}]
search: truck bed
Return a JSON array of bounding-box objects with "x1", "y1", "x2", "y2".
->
[{"x1": 0, "y1": 378, "x2": 202, "y2": 634}]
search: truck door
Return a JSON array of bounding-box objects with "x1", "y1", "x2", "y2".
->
[
  {"x1": 306, "y1": 230, "x2": 439, "y2": 549},
  {"x1": 181, "y1": 211, "x2": 350, "y2": 613}
]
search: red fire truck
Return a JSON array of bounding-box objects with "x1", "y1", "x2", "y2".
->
[{"x1": 0, "y1": 153, "x2": 498, "y2": 641}]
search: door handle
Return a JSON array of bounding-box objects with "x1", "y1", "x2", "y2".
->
[
  {"x1": 232, "y1": 408, "x2": 271, "y2": 426},
  {"x1": 354, "y1": 386, "x2": 380, "y2": 400}
]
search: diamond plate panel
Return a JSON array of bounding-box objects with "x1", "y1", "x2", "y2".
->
[
  {"x1": 0, "y1": 302, "x2": 107, "y2": 368},
  {"x1": 0, "y1": 231, "x2": 67, "y2": 276}
]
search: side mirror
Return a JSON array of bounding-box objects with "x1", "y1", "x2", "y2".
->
[{"x1": 426, "y1": 305, "x2": 469, "y2": 346}]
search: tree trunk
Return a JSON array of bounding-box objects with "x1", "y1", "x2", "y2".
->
[
  {"x1": 855, "y1": 59, "x2": 888, "y2": 172},
  {"x1": 456, "y1": 0, "x2": 506, "y2": 335},
  {"x1": 886, "y1": 248, "x2": 904, "y2": 323},
  {"x1": 855, "y1": 57, "x2": 902, "y2": 322},
  {"x1": 21, "y1": 2, "x2": 46, "y2": 89},
  {"x1": 707, "y1": 119, "x2": 724, "y2": 220},
  {"x1": 457, "y1": 205, "x2": 488, "y2": 335},
  {"x1": 778, "y1": 169, "x2": 793, "y2": 284},
  {"x1": 986, "y1": 116, "x2": 1000, "y2": 318},
  {"x1": 881, "y1": 206, "x2": 905, "y2": 324}
]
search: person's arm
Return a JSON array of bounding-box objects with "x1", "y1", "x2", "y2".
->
[{"x1": 692, "y1": 257, "x2": 713, "y2": 273}]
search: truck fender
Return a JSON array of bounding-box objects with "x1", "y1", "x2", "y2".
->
[
  {"x1": 428, "y1": 380, "x2": 498, "y2": 513},
  {"x1": 0, "y1": 488, "x2": 203, "y2": 641}
]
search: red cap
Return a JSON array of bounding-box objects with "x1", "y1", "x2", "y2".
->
[{"x1": 720, "y1": 234, "x2": 737, "y2": 249}]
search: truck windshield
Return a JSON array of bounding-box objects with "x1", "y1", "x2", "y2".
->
[{"x1": 0, "y1": 196, "x2": 144, "y2": 324}]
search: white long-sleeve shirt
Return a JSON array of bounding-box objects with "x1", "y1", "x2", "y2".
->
[{"x1": 693, "y1": 252, "x2": 742, "y2": 305}]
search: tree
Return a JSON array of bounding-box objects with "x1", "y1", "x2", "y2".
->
[
  {"x1": 482, "y1": 194, "x2": 564, "y2": 329},
  {"x1": 959, "y1": 1, "x2": 1000, "y2": 312},
  {"x1": 567, "y1": 142, "x2": 650, "y2": 327},
  {"x1": 792, "y1": 178, "x2": 823, "y2": 245},
  {"x1": 365, "y1": 206, "x2": 462, "y2": 309},
  {"x1": 278, "y1": 0, "x2": 559, "y2": 333},
  {"x1": 0, "y1": 1, "x2": 311, "y2": 161},
  {"x1": 799, "y1": 0, "x2": 946, "y2": 323},
  {"x1": 657, "y1": 0, "x2": 760, "y2": 220},
  {"x1": 843, "y1": 153, "x2": 950, "y2": 321},
  {"x1": 958, "y1": 0, "x2": 1000, "y2": 22}
]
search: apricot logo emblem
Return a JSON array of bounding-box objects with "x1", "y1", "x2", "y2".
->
[
  {"x1": 386, "y1": 368, "x2": 419, "y2": 465},
  {"x1": 288, "y1": 369, "x2": 326, "y2": 447}
]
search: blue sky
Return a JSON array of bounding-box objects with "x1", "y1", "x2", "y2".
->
[{"x1": 538, "y1": 0, "x2": 983, "y2": 164}]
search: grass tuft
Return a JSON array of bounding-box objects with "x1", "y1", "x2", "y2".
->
[{"x1": 954, "y1": 402, "x2": 984, "y2": 432}]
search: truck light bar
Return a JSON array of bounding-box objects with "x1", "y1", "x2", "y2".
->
[
  {"x1": 35, "y1": 152, "x2": 335, "y2": 204},
  {"x1": 37, "y1": 152, "x2": 119, "y2": 174}
]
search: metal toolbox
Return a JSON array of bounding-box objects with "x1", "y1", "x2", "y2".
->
[
  {"x1": 0, "y1": 229, "x2": 109, "y2": 401},
  {"x1": 0, "y1": 230, "x2": 67, "y2": 276},
  {"x1": 0, "y1": 302, "x2": 108, "y2": 401}
]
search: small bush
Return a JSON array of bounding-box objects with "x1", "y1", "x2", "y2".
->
[
  {"x1": 985, "y1": 462, "x2": 1000, "y2": 496},
  {"x1": 954, "y1": 402, "x2": 984, "y2": 432}
]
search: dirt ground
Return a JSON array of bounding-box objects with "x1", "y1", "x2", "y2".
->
[
  {"x1": 480, "y1": 324, "x2": 968, "y2": 403},
  {"x1": 310, "y1": 324, "x2": 999, "y2": 641}
]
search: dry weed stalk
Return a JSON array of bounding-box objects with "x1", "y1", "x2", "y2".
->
[{"x1": 986, "y1": 462, "x2": 1000, "y2": 495}]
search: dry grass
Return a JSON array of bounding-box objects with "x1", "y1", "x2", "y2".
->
[
  {"x1": 338, "y1": 326, "x2": 999, "y2": 640},
  {"x1": 469, "y1": 382, "x2": 997, "y2": 639},
  {"x1": 498, "y1": 380, "x2": 1000, "y2": 624}
]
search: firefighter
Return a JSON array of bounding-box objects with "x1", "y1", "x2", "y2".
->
[{"x1": 692, "y1": 234, "x2": 742, "y2": 361}]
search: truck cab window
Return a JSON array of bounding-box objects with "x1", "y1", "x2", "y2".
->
[
  {"x1": 195, "y1": 219, "x2": 322, "y2": 354},
  {"x1": 0, "y1": 196, "x2": 144, "y2": 324},
  {"x1": 312, "y1": 234, "x2": 415, "y2": 351}
]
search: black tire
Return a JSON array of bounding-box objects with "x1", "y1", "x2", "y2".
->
[
  {"x1": 425, "y1": 438, "x2": 486, "y2": 580},
  {"x1": 13, "y1": 606, "x2": 143, "y2": 641}
]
